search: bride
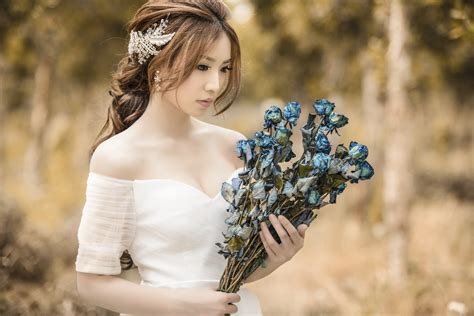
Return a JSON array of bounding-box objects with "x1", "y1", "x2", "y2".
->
[{"x1": 75, "y1": 1, "x2": 308, "y2": 315}]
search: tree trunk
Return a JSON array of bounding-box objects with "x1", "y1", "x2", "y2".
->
[
  {"x1": 359, "y1": 42, "x2": 384, "y2": 224},
  {"x1": 0, "y1": 55, "x2": 6, "y2": 187},
  {"x1": 23, "y1": 50, "x2": 54, "y2": 192},
  {"x1": 383, "y1": 0, "x2": 414, "y2": 288}
]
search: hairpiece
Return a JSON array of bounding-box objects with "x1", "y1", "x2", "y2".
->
[{"x1": 128, "y1": 14, "x2": 175, "y2": 64}]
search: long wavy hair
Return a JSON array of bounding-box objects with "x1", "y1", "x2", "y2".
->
[{"x1": 89, "y1": 0, "x2": 241, "y2": 270}]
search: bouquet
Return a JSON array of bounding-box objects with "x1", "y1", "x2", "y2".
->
[{"x1": 216, "y1": 98, "x2": 375, "y2": 294}]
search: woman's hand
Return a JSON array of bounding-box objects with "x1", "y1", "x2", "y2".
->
[
  {"x1": 259, "y1": 214, "x2": 308, "y2": 266},
  {"x1": 169, "y1": 288, "x2": 241, "y2": 316}
]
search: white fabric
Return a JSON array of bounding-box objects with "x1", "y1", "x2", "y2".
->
[
  {"x1": 76, "y1": 173, "x2": 136, "y2": 275},
  {"x1": 75, "y1": 167, "x2": 262, "y2": 315}
]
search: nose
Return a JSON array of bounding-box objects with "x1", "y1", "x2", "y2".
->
[{"x1": 204, "y1": 69, "x2": 221, "y2": 94}]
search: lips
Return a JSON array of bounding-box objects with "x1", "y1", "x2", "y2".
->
[
  {"x1": 197, "y1": 100, "x2": 212, "y2": 108},
  {"x1": 197, "y1": 98, "x2": 214, "y2": 108}
]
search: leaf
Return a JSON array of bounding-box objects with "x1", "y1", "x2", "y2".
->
[
  {"x1": 252, "y1": 180, "x2": 266, "y2": 200},
  {"x1": 298, "y1": 163, "x2": 313, "y2": 177},
  {"x1": 221, "y1": 182, "x2": 235, "y2": 203},
  {"x1": 231, "y1": 177, "x2": 243, "y2": 191},
  {"x1": 275, "y1": 175, "x2": 283, "y2": 191},
  {"x1": 249, "y1": 204, "x2": 260, "y2": 220},
  {"x1": 262, "y1": 165, "x2": 273, "y2": 178},
  {"x1": 236, "y1": 225, "x2": 253, "y2": 240},
  {"x1": 228, "y1": 236, "x2": 245, "y2": 253},
  {"x1": 295, "y1": 176, "x2": 317, "y2": 193},
  {"x1": 234, "y1": 189, "x2": 247, "y2": 206},
  {"x1": 307, "y1": 190, "x2": 321, "y2": 205},
  {"x1": 267, "y1": 187, "x2": 278, "y2": 207},
  {"x1": 282, "y1": 180, "x2": 294, "y2": 197},
  {"x1": 260, "y1": 149, "x2": 274, "y2": 169},
  {"x1": 224, "y1": 213, "x2": 240, "y2": 225},
  {"x1": 226, "y1": 224, "x2": 241, "y2": 236}
]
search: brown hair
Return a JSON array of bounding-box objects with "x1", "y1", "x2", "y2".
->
[
  {"x1": 89, "y1": 0, "x2": 241, "y2": 270},
  {"x1": 89, "y1": 0, "x2": 241, "y2": 158}
]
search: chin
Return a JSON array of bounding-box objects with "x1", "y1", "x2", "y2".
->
[{"x1": 192, "y1": 111, "x2": 206, "y2": 118}]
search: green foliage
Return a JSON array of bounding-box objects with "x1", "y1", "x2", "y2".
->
[
  {"x1": 0, "y1": 0, "x2": 143, "y2": 110},
  {"x1": 407, "y1": 0, "x2": 474, "y2": 103},
  {"x1": 1, "y1": 0, "x2": 472, "y2": 108},
  {"x1": 248, "y1": 0, "x2": 473, "y2": 105}
]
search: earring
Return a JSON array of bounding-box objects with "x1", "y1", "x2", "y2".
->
[{"x1": 154, "y1": 70, "x2": 161, "y2": 91}]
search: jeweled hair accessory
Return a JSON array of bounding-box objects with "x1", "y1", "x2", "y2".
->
[{"x1": 128, "y1": 14, "x2": 175, "y2": 64}]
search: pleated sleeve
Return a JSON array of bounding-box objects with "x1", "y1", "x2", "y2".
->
[{"x1": 75, "y1": 172, "x2": 136, "y2": 275}]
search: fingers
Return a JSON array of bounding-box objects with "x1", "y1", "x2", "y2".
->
[
  {"x1": 225, "y1": 303, "x2": 238, "y2": 314},
  {"x1": 260, "y1": 220, "x2": 279, "y2": 258},
  {"x1": 268, "y1": 214, "x2": 292, "y2": 248},
  {"x1": 297, "y1": 224, "x2": 308, "y2": 238},
  {"x1": 259, "y1": 228, "x2": 277, "y2": 259},
  {"x1": 277, "y1": 215, "x2": 303, "y2": 244},
  {"x1": 260, "y1": 214, "x2": 308, "y2": 262},
  {"x1": 227, "y1": 293, "x2": 241, "y2": 303},
  {"x1": 225, "y1": 294, "x2": 240, "y2": 314}
]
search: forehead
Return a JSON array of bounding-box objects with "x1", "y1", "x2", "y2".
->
[{"x1": 200, "y1": 32, "x2": 232, "y2": 63}]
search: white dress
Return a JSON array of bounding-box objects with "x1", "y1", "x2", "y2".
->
[{"x1": 75, "y1": 167, "x2": 263, "y2": 316}]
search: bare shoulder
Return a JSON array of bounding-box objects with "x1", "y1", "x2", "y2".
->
[
  {"x1": 201, "y1": 121, "x2": 247, "y2": 145},
  {"x1": 89, "y1": 133, "x2": 138, "y2": 180},
  {"x1": 199, "y1": 121, "x2": 247, "y2": 168}
]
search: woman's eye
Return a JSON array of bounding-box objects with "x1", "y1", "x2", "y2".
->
[
  {"x1": 197, "y1": 64, "x2": 210, "y2": 71},
  {"x1": 197, "y1": 64, "x2": 233, "y2": 73},
  {"x1": 221, "y1": 66, "x2": 233, "y2": 73}
]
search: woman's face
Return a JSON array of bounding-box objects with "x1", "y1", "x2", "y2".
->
[{"x1": 162, "y1": 31, "x2": 232, "y2": 117}]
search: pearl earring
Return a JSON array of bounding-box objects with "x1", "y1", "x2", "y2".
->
[{"x1": 154, "y1": 70, "x2": 161, "y2": 91}]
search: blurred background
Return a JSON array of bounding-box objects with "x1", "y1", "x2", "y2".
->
[{"x1": 0, "y1": 0, "x2": 472, "y2": 315}]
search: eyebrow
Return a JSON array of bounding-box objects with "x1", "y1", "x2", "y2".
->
[{"x1": 202, "y1": 55, "x2": 232, "y2": 64}]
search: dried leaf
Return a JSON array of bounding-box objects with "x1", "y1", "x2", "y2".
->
[{"x1": 221, "y1": 182, "x2": 235, "y2": 203}]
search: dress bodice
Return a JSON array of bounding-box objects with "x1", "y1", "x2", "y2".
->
[{"x1": 129, "y1": 167, "x2": 242, "y2": 288}]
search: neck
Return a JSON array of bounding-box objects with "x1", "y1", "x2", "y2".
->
[{"x1": 130, "y1": 92, "x2": 197, "y2": 140}]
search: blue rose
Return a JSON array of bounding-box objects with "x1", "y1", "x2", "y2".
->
[
  {"x1": 348, "y1": 141, "x2": 368, "y2": 162},
  {"x1": 283, "y1": 101, "x2": 301, "y2": 125},
  {"x1": 235, "y1": 139, "x2": 256, "y2": 162},
  {"x1": 315, "y1": 131, "x2": 331, "y2": 154},
  {"x1": 263, "y1": 105, "x2": 283, "y2": 128},
  {"x1": 274, "y1": 126, "x2": 292, "y2": 146},
  {"x1": 313, "y1": 99, "x2": 335, "y2": 116},
  {"x1": 235, "y1": 140, "x2": 246, "y2": 158},
  {"x1": 359, "y1": 161, "x2": 374, "y2": 180},
  {"x1": 327, "y1": 112, "x2": 349, "y2": 129},
  {"x1": 311, "y1": 153, "x2": 331, "y2": 174},
  {"x1": 254, "y1": 131, "x2": 274, "y2": 148}
]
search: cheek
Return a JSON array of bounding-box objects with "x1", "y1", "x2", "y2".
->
[
  {"x1": 174, "y1": 86, "x2": 198, "y2": 110},
  {"x1": 178, "y1": 74, "x2": 201, "y2": 94}
]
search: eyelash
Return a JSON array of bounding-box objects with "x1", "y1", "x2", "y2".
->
[{"x1": 197, "y1": 64, "x2": 233, "y2": 73}]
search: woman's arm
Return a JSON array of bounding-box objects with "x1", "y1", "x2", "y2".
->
[
  {"x1": 77, "y1": 272, "x2": 179, "y2": 315},
  {"x1": 77, "y1": 272, "x2": 241, "y2": 316}
]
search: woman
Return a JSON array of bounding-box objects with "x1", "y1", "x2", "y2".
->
[{"x1": 75, "y1": 1, "x2": 308, "y2": 315}]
